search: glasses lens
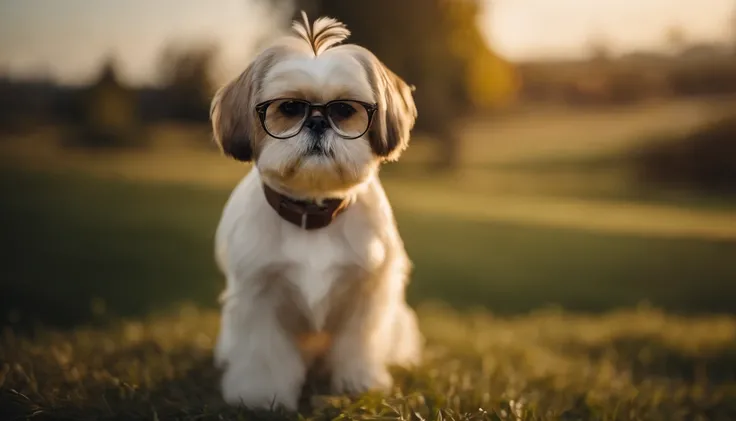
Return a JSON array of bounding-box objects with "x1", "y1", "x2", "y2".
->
[
  {"x1": 263, "y1": 99, "x2": 308, "y2": 138},
  {"x1": 326, "y1": 101, "x2": 370, "y2": 138}
]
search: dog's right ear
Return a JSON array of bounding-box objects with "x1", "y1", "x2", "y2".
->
[
  {"x1": 349, "y1": 46, "x2": 417, "y2": 162},
  {"x1": 210, "y1": 50, "x2": 277, "y2": 162}
]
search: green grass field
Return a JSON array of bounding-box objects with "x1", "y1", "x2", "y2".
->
[
  {"x1": 2, "y1": 101, "x2": 736, "y2": 419},
  {"x1": 1, "y1": 162, "x2": 736, "y2": 419},
  {"x1": 2, "y1": 165, "x2": 736, "y2": 329},
  {"x1": 2, "y1": 304, "x2": 736, "y2": 420}
]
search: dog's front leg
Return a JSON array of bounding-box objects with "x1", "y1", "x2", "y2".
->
[
  {"x1": 327, "y1": 273, "x2": 401, "y2": 396},
  {"x1": 216, "y1": 282, "x2": 306, "y2": 411}
]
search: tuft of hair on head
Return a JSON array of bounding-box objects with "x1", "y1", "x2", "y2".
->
[{"x1": 291, "y1": 10, "x2": 351, "y2": 56}]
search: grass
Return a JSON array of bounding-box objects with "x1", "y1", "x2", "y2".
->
[
  {"x1": 2, "y1": 165, "x2": 736, "y2": 330},
  {"x1": 1, "y1": 165, "x2": 736, "y2": 419},
  {"x1": 2, "y1": 305, "x2": 736, "y2": 420},
  {"x1": 2, "y1": 104, "x2": 736, "y2": 419}
]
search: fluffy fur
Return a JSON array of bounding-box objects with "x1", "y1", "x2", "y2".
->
[{"x1": 210, "y1": 13, "x2": 422, "y2": 411}]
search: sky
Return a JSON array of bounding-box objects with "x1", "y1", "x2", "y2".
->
[
  {"x1": 0, "y1": 0, "x2": 733, "y2": 86},
  {"x1": 486, "y1": 0, "x2": 735, "y2": 60}
]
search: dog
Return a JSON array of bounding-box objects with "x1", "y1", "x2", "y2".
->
[{"x1": 210, "y1": 12, "x2": 423, "y2": 411}]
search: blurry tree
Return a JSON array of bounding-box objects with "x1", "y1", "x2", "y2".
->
[
  {"x1": 587, "y1": 35, "x2": 613, "y2": 64},
  {"x1": 667, "y1": 60, "x2": 736, "y2": 96},
  {"x1": 256, "y1": 0, "x2": 519, "y2": 169},
  {"x1": 69, "y1": 57, "x2": 144, "y2": 149},
  {"x1": 666, "y1": 25, "x2": 688, "y2": 55},
  {"x1": 157, "y1": 42, "x2": 219, "y2": 122}
]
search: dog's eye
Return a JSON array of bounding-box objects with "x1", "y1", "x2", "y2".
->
[
  {"x1": 278, "y1": 101, "x2": 306, "y2": 117},
  {"x1": 330, "y1": 102, "x2": 357, "y2": 120}
]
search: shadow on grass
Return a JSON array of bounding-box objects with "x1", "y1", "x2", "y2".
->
[
  {"x1": 0, "y1": 168, "x2": 226, "y2": 331},
  {"x1": 2, "y1": 164, "x2": 736, "y2": 332}
]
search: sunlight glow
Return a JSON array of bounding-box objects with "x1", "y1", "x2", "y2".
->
[{"x1": 0, "y1": 0, "x2": 732, "y2": 84}]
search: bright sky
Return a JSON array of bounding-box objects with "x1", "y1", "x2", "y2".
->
[
  {"x1": 0, "y1": 0, "x2": 732, "y2": 85},
  {"x1": 487, "y1": 0, "x2": 734, "y2": 60}
]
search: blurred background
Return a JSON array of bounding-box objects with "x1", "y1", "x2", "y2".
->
[{"x1": 1, "y1": 0, "x2": 736, "y2": 329}]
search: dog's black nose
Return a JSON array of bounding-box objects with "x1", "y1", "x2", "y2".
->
[{"x1": 304, "y1": 116, "x2": 329, "y2": 134}]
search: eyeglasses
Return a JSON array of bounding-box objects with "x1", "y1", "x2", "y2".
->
[{"x1": 255, "y1": 98, "x2": 378, "y2": 140}]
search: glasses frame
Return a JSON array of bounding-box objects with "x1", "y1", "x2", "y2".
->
[{"x1": 255, "y1": 98, "x2": 378, "y2": 140}]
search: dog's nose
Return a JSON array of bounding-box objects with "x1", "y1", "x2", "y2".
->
[{"x1": 304, "y1": 116, "x2": 329, "y2": 134}]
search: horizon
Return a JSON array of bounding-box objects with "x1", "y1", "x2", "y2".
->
[{"x1": 1, "y1": 0, "x2": 734, "y2": 86}]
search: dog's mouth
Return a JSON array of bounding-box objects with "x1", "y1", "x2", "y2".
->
[
  {"x1": 304, "y1": 134, "x2": 335, "y2": 158},
  {"x1": 280, "y1": 153, "x2": 339, "y2": 180},
  {"x1": 305, "y1": 144, "x2": 332, "y2": 157}
]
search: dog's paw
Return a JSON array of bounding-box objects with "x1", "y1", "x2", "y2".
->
[
  {"x1": 221, "y1": 368, "x2": 301, "y2": 411},
  {"x1": 220, "y1": 353, "x2": 304, "y2": 411},
  {"x1": 331, "y1": 362, "x2": 393, "y2": 396},
  {"x1": 387, "y1": 304, "x2": 424, "y2": 368}
]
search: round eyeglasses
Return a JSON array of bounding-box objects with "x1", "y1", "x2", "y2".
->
[{"x1": 255, "y1": 98, "x2": 378, "y2": 140}]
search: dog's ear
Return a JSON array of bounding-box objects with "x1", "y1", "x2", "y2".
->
[
  {"x1": 210, "y1": 50, "x2": 278, "y2": 162},
  {"x1": 355, "y1": 50, "x2": 417, "y2": 162}
]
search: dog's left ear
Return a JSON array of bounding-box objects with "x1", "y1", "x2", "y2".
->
[
  {"x1": 357, "y1": 50, "x2": 418, "y2": 162},
  {"x1": 210, "y1": 49, "x2": 278, "y2": 162}
]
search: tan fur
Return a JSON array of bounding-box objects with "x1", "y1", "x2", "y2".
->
[
  {"x1": 210, "y1": 47, "x2": 283, "y2": 161},
  {"x1": 210, "y1": 13, "x2": 417, "y2": 166},
  {"x1": 345, "y1": 45, "x2": 418, "y2": 161},
  {"x1": 212, "y1": 13, "x2": 422, "y2": 410},
  {"x1": 292, "y1": 11, "x2": 351, "y2": 56}
]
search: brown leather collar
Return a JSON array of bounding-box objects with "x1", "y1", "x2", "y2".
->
[{"x1": 262, "y1": 183, "x2": 351, "y2": 230}]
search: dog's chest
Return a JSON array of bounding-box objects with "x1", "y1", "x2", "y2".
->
[{"x1": 279, "y1": 225, "x2": 383, "y2": 330}]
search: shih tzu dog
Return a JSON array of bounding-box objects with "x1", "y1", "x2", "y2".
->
[{"x1": 209, "y1": 12, "x2": 423, "y2": 410}]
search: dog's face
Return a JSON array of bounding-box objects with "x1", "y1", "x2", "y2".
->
[{"x1": 210, "y1": 15, "x2": 417, "y2": 197}]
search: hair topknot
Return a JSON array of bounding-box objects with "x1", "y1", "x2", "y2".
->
[{"x1": 291, "y1": 11, "x2": 351, "y2": 55}]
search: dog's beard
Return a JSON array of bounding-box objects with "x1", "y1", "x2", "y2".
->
[{"x1": 257, "y1": 131, "x2": 378, "y2": 198}]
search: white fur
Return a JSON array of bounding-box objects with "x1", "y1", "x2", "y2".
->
[
  {"x1": 211, "y1": 14, "x2": 422, "y2": 411},
  {"x1": 262, "y1": 51, "x2": 374, "y2": 103},
  {"x1": 255, "y1": 50, "x2": 379, "y2": 199},
  {"x1": 214, "y1": 171, "x2": 422, "y2": 410}
]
